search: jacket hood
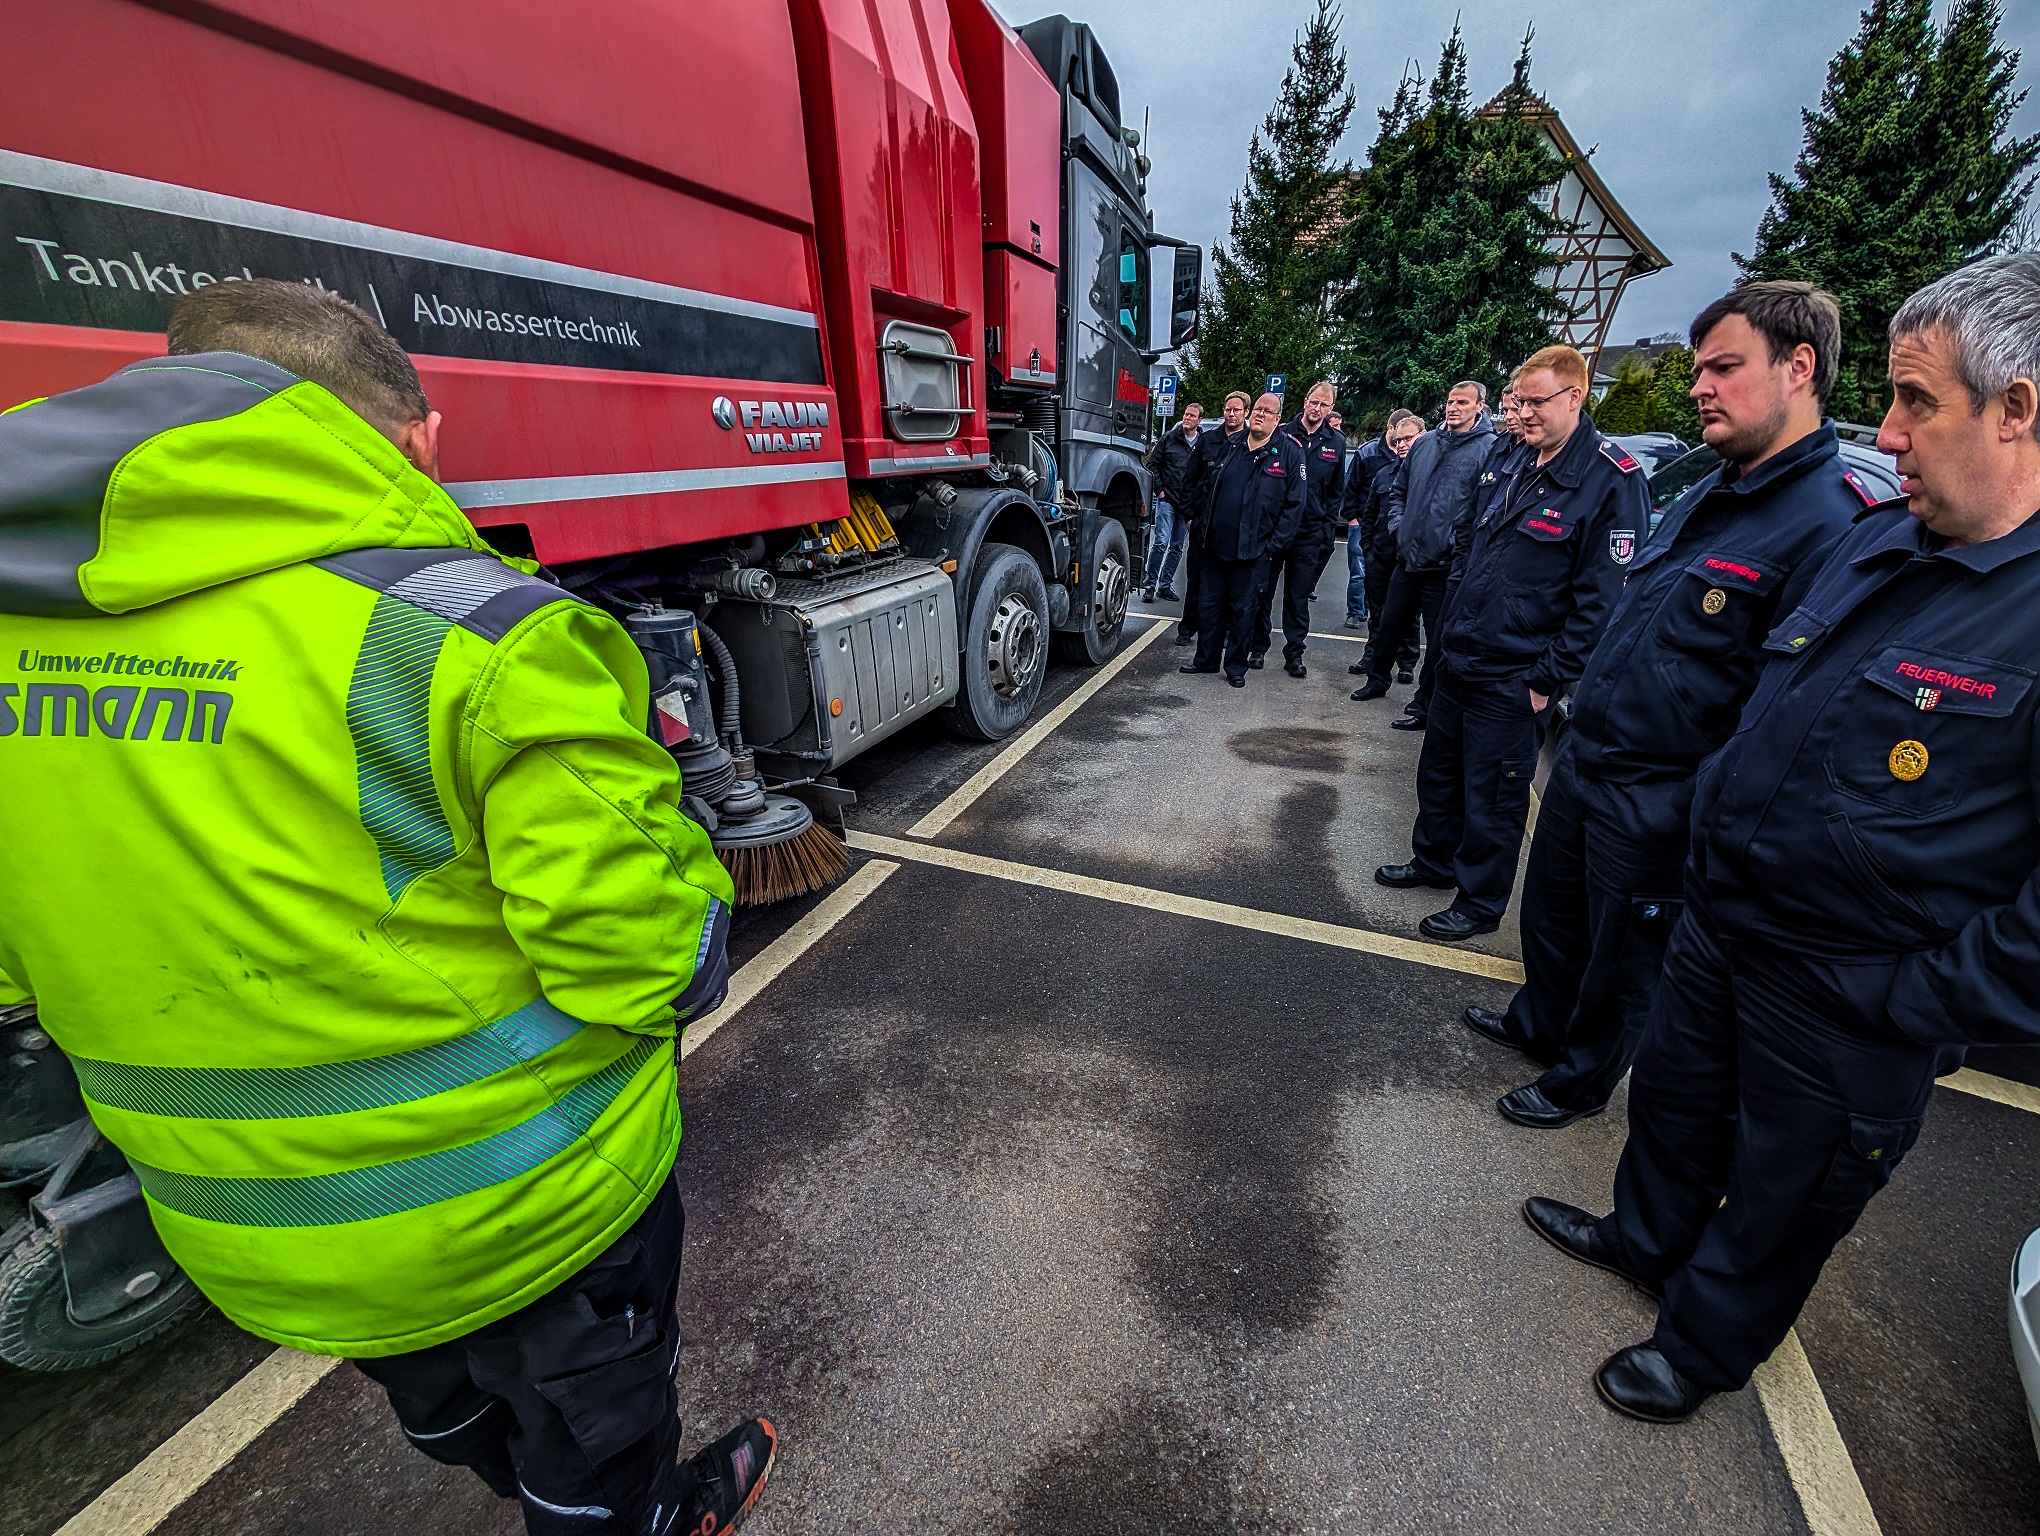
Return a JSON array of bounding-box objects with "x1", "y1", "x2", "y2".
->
[{"x1": 0, "y1": 352, "x2": 495, "y2": 617}]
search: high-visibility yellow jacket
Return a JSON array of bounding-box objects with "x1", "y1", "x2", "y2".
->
[{"x1": 0, "y1": 353, "x2": 732, "y2": 1356}]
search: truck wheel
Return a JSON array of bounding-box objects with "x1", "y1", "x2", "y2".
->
[
  {"x1": 1053, "y1": 517, "x2": 1131, "y2": 666},
  {"x1": 945, "y1": 542, "x2": 1050, "y2": 740},
  {"x1": 0, "y1": 1229, "x2": 202, "y2": 1371}
]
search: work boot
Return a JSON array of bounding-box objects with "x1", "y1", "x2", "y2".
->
[
  {"x1": 1522, "y1": 1198, "x2": 1661, "y2": 1299},
  {"x1": 1350, "y1": 677, "x2": 1390, "y2": 701},
  {"x1": 1596, "y1": 1346, "x2": 1712, "y2": 1424},
  {"x1": 658, "y1": 1418, "x2": 778, "y2": 1536}
]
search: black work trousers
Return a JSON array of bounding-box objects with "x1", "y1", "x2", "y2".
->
[
  {"x1": 1504, "y1": 746, "x2": 1687, "y2": 1110},
  {"x1": 1193, "y1": 552, "x2": 1267, "y2": 680},
  {"x1": 1362, "y1": 549, "x2": 1418, "y2": 669},
  {"x1": 1250, "y1": 527, "x2": 1336, "y2": 663},
  {"x1": 356, "y1": 1176, "x2": 692, "y2": 1536},
  {"x1": 1365, "y1": 565, "x2": 1449, "y2": 715},
  {"x1": 1175, "y1": 531, "x2": 1205, "y2": 641},
  {"x1": 1410, "y1": 667, "x2": 1542, "y2": 922},
  {"x1": 1599, "y1": 901, "x2": 1948, "y2": 1391}
]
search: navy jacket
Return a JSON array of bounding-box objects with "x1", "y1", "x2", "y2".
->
[
  {"x1": 1692, "y1": 502, "x2": 2040, "y2": 1046},
  {"x1": 1342, "y1": 434, "x2": 1393, "y2": 524},
  {"x1": 1357, "y1": 459, "x2": 1401, "y2": 568},
  {"x1": 1199, "y1": 429, "x2": 1306, "y2": 563},
  {"x1": 1568, "y1": 424, "x2": 1869, "y2": 784},
  {"x1": 1277, "y1": 415, "x2": 1349, "y2": 544},
  {"x1": 1438, "y1": 419, "x2": 1650, "y2": 698},
  {"x1": 1181, "y1": 425, "x2": 1242, "y2": 529},
  {"x1": 1388, "y1": 414, "x2": 1495, "y2": 571}
]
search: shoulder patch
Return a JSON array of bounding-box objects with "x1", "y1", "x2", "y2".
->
[
  {"x1": 315, "y1": 547, "x2": 583, "y2": 643},
  {"x1": 1599, "y1": 439, "x2": 1641, "y2": 474},
  {"x1": 1841, "y1": 469, "x2": 1879, "y2": 509}
]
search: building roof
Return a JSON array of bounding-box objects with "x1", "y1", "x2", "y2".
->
[{"x1": 1479, "y1": 89, "x2": 1670, "y2": 272}]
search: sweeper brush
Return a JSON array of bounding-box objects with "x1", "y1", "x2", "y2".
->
[{"x1": 712, "y1": 793, "x2": 852, "y2": 906}]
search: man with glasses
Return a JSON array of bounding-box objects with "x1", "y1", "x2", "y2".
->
[
  {"x1": 1179, "y1": 393, "x2": 1304, "y2": 687},
  {"x1": 1376, "y1": 346, "x2": 1648, "y2": 942},
  {"x1": 1254, "y1": 380, "x2": 1348, "y2": 677}
]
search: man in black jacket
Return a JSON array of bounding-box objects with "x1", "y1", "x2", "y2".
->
[
  {"x1": 1523, "y1": 254, "x2": 2040, "y2": 1424},
  {"x1": 1475, "y1": 284, "x2": 1868, "y2": 1131},
  {"x1": 1352, "y1": 384, "x2": 1494, "y2": 723},
  {"x1": 1142, "y1": 400, "x2": 1203, "y2": 601},
  {"x1": 1342, "y1": 421, "x2": 1395, "y2": 628},
  {"x1": 1174, "y1": 391, "x2": 1250, "y2": 647},
  {"x1": 1252, "y1": 380, "x2": 1348, "y2": 677},
  {"x1": 1179, "y1": 393, "x2": 1305, "y2": 686},
  {"x1": 1376, "y1": 346, "x2": 1648, "y2": 942},
  {"x1": 1346, "y1": 411, "x2": 1423, "y2": 677}
]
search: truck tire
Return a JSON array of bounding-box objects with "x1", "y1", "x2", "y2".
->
[
  {"x1": 1053, "y1": 516, "x2": 1131, "y2": 666},
  {"x1": 0, "y1": 1228, "x2": 201, "y2": 1371},
  {"x1": 945, "y1": 542, "x2": 1050, "y2": 740}
]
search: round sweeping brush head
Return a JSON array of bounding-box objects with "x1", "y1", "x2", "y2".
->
[{"x1": 712, "y1": 794, "x2": 852, "y2": 906}]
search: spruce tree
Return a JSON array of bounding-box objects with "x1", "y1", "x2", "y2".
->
[
  {"x1": 1592, "y1": 352, "x2": 1655, "y2": 434},
  {"x1": 1339, "y1": 29, "x2": 1570, "y2": 425},
  {"x1": 1737, "y1": 0, "x2": 2039, "y2": 421},
  {"x1": 1180, "y1": 0, "x2": 1356, "y2": 411},
  {"x1": 1646, "y1": 347, "x2": 1702, "y2": 442}
]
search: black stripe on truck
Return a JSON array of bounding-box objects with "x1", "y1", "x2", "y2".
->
[{"x1": 1, "y1": 157, "x2": 826, "y2": 386}]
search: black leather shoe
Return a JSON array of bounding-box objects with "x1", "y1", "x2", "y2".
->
[
  {"x1": 1463, "y1": 1005, "x2": 1536, "y2": 1058},
  {"x1": 1498, "y1": 1083, "x2": 1606, "y2": 1130},
  {"x1": 1397, "y1": 666, "x2": 1416, "y2": 684},
  {"x1": 1247, "y1": 653, "x2": 1266, "y2": 670},
  {"x1": 1350, "y1": 677, "x2": 1390, "y2": 701},
  {"x1": 1226, "y1": 674, "x2": 1246, "y2": 688},
  {"x1": 1420, "y1": 908, "x2": 1499, "y2": 941},
  {"x1": 1389, "y1": 712, "x2": 1428, "y2": 732},
  {"x1": 1178, "y1": 663, "x2": 1219, "y2": 674},
  {"x1": 1173, "y1": 631, "x2": 1197, "y2": 646},
  {"x1": 1348, "y1": 660, "x2": 1369, "y2": 675},
  {"x1": 1596, "y1": 1345, "x2": 1711, "y2": 1424},
  {"x1": 1521, "y1": 1197, "x2": 1659, "y2": 1298},
  {"x1": 1158, "y1": 587, "x2": 1181, "y2": 602},
  {"x1": 1284, "y1": 661, "x2": 1307, "y2": 678},
  {"x1": 1374, "y1": 862, "x2": 1454, "y2": 890}
]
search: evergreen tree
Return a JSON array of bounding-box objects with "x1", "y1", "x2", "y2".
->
[
  {"x1": 1592, "y1": 352, "x2": 1655, "y2": 433},
  {"x1": 1338, "y1": 28, "x2": 1570, "y2": 425},
  {"x1": 1737, "y1": 0, "x2": 2039, "y2": 421},
  {"x1": 1646, "y1": 347, "x2": 1702, "y2": 442},
  {"x1": 1180, "y1": 0, "x2": 1356, "y2": 410}
]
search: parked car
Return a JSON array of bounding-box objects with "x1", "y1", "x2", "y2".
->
[
  {"x1": 1609, "y1": 432, "x2": 1692, "y2": 476},
  {"x1": 2015, "y1": 1227, "x2": 2040, "y2": 1461},
  {"x1": 1645, "y1": 426, "x2": 1901, "y2": 533}
]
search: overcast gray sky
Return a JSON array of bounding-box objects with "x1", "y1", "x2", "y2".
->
[{"x1": 991, "y1": 0, "x2": 2040, "y2": 344}]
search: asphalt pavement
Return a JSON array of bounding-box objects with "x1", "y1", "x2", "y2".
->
[{"x1": 8, "y1": 562, "x2": 2040, "y2": 1536}]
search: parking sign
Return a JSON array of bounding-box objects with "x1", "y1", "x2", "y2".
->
[{"x1": 1266, "y1": 373, "x2": 1286, "y2": 397}]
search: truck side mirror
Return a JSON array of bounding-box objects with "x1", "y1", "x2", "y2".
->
[{"x1": 1169, "y1": 247, "x2": 1202, "y2": 349}]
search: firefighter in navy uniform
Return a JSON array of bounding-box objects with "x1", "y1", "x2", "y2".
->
[
  {"x1": 1173, "y1": 390, "x2": 1250, "y2": 648},
  {"x1": 1472, "y1": 285, "x2": 1870, "y2": 1130},
  {"x1": 1251, "y1": 380, "x2": 1348, "y2": 677},
  {"x1": 1376, "y1": 346, "x2": 1649, "y2": 941},
  {"x1": 1525, "y1": 254, "x2": 2040, "y2": 1424},
  {"x1": 1180, "y1": 392, "x2": 1305, "y2": 686}
]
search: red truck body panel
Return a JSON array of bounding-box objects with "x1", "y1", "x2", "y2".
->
[{"x1": 2, "y1": 0, "x2": 1044, "y2": 562}]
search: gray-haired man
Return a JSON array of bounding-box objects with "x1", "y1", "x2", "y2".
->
[{"x1": 1524, "y1": 253, "x2": 2040, "y2": 1423}]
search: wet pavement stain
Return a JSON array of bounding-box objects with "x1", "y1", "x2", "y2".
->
[
  {"x1": 1009, "y1": 1398, "x2": 1234, "y2": 1535},
  {"x1": 1226, "y1": 726, "x2": 1348, "y2": 774}
]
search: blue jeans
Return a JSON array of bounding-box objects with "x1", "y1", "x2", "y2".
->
[
  {"x1": 1345, "y1": 523, "x2": 1368, "y2": 623},
  {"x1": 1145, "y1": 499, "x2": 1188, "y2": 593}
]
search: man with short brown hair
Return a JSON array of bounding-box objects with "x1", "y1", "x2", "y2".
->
[{"x1": 1376, "y1": 346, "x2": 1649, "y2": 941}]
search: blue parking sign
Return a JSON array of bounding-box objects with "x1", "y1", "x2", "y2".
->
[{"x1": 1266, "y1": 373, "x2": 1286, "y2": 396}]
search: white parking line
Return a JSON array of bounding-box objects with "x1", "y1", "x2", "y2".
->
[
  {"x1": 848, "y1": 830, "x2": 1525, "y2": 983},
  {"x1": 61, "y1": 862, "x2": 904, "y2": 1536},
  {"x1": 1753, "y1": 1330, "x2": 1885, "y2": 1536},
  {"x1": 1939, "y1": 1066, "x2": 2040, "y2": 1115},
  {"x1": 909, "y1": 618, "x2": 1170, "y2": 837},
  {"x1": 56, "y1": 1346, "x2": 340, "y2": 1536}
]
